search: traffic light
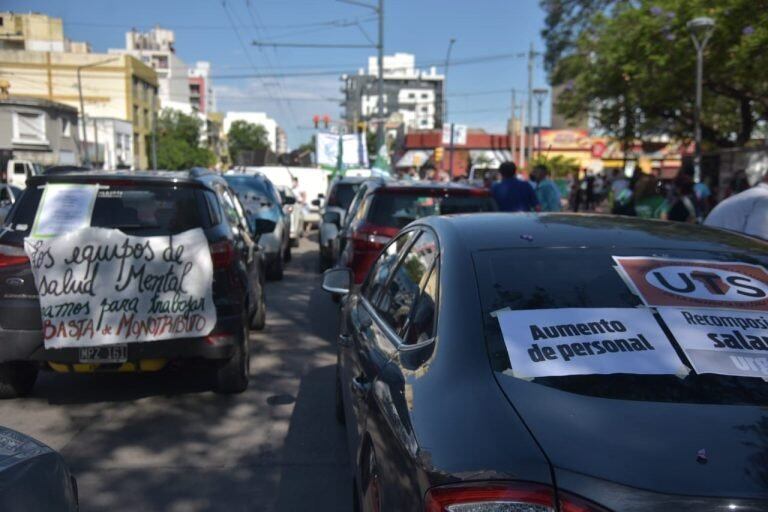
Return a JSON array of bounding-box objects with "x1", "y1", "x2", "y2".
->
[
  {"x1": 322, "y1": 115, "x2": 330, "y2": 129},
  {"x1": 434, "y1": 146, "x2": 444, "y2": 162},
  {"x1": 357, "y1": 121, "x2": 366, "y2": 133},
  {"x1": 313, "y1": 115, "x2": 320, "y2": 129}
]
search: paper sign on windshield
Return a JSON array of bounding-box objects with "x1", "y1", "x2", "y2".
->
[
  {"x1": 614, "y1": 257, "x2": 768, "y2": 311},
  {"x1": 31, "y1": 183, "x2": 99, "y2": 238},
  {"x1": 657, "y1": 307, "x2": 768, "y2": 379},
  {"x1": 494, "y1": 308, "x2": 688, "y2": 379},
  {"x1": 24, "y1": 227, "x2": 216, "y2": 349}
]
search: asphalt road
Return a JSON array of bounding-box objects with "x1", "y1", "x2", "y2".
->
[{"x1": 0, "y1": 236, "x2": 352, "y2": 512}]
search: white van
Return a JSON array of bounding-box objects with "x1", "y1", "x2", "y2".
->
[
  {"x1": 252, "y1": 166, "x2": 330, "y2": 226},
  {"x1": 5, "y1": 160, "x2": 44, "y2": 189}
]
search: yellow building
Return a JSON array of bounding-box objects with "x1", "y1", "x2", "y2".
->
[
  {"x1": 0, "y1": 50, "x2": 158, "y2": 168},
  {"x1": 0, "y1": 11, "x2": 90, "y2": 53}
]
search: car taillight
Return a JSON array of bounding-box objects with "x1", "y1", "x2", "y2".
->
[
  {"x1": 0, "y1": 245, "x2": 29, "y2": 268},
  {"x1": 351, "y1": 230, "x2": 391, "y2": 252},
  {"x1": 425, "y1": 483, "x2": 609, "y2": 512},
  {"x1": 210, "y1": 240, "x2": 234, "y2": 269}
]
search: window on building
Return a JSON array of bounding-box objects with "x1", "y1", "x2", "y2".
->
[
  {"x1": 421, "y1": 106, "x2": 429, "y2": 113},
  {"x1": 61, "y1": 117, "x2": 71, "y2": 137},
  {"x1": 408, "y1": 92, "x2": 415, "y2": 99},
  {"x1": 134, "y1": 133, "x2": 140, "y2": 155},
  {"x1": 12, "y1": 112, "x2": 47, "y2": 144},
  {"x1": 420, "y1": 119, "x2": 429, "y2": 127},
  {"x1": 154, "y1": 55, "x2": 168, "y2": 69},
  {"x1": 144, "y1": 109, "x2": 150, "y2": 130},
  {"x1": 133, "y1": 106, "x2": 139, "y2": 124},
  {"x1": 421, "y1": 93, "x2": 429, "y2": 99}
]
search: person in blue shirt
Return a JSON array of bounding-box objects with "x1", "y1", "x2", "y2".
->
[
  {"x1": 532, "y1": 165, "x2": 562, "y2": 212},
  {"x1": 491, "y1": 162, "x2": 540, "y2": 212}
]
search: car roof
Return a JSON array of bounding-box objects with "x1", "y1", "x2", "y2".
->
[
  {"x1": 27, "y1": 168, "x2": 225, "y2": 189},
  {"x1": 364, "y1": 179, "x2": 491, "y2": 195},
  {"x1": 418, "y1": 213, "x2": 768, "y2": 253}
]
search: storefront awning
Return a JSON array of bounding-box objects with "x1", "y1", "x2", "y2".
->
[{"x1": 395, "y1": 150, "x2": 433, "y2": 168}]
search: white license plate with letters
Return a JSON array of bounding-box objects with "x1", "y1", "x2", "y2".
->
[{"x1": 78, "y1": 345, "x2": 128, "y2": 363}]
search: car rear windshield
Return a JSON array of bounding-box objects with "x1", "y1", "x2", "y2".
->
[
  {"x1": 224, "y1": 176, "x2": 269, "y2": 197},
  {"x1": 368, "y1": 192, "x2": 496, "y2": 229},
  {"x1": 474, "y1": 247, "x2": 768, "y2": 405},
  {"x1": 329, "y1": 182, "x2": 360, "y2": 209},
  {"x1": 6, "y1": 183, "x2": 210, "y2": 236}
]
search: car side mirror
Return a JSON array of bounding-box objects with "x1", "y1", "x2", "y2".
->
[
  {"x1": 283, "y1": 196, "x2": 296, "y2": 206},
  {"x1": 321, "y1": 267, "x2": 352, "y2": 295},
  {"x1": 251, "y1": 218, "x2": 276, "y2": 236},
  {"x1": 323, "y1": 211, "x2": 341, "y2": 227},
  {"x1": 311, "y1": 198, "x2": 321, "y2": 207}
]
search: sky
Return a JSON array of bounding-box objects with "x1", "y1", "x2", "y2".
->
[{"x1": 5, "y1": 0, "x2": 551, "y2": 148}]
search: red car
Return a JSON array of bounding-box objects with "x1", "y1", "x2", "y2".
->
[{"x1": 338, "y1": 181, "x2": 497, "y2": 283}]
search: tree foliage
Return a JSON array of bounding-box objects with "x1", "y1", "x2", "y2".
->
[
  {"x1": 544, "y1": 0, "x2": 768, "y2": 148},
  {"x1": 227, "y1": 120, "x2": 269, "y2": 164},
  {"x1": 530, "y1": 154, "x2": 581, "y2": 178},
  {"x1": 153, "y1": 108, "x2": 215, "y2": 170}
]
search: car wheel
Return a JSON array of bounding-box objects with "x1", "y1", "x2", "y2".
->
[
  {"x1": 335, "y1": 369, "x2": 345, "y2": 425},
  {"x1": 266, "y1": 254, "x2": 284, "y2": 281},
  {"x1": 283, "y1": 241, "x2": 292, "y2": 263},
  {"x1": 214, "y1": 322, "x2": 250, "y2": 394},
  {"x1": 250, "y1": 284, "x2": 267, "y2": 331},
  {"x1": 0, "y1": 361, "x2": 38, "y2": 399}
]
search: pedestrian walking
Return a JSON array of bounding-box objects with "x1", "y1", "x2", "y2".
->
[
  {"x1": 491, "y1": 162, "x2": 539, "y2": 212},
  {"x1": 705, "y1": 172, "x2": 768, "y2": 239},
  {"x1": 532, "y1": 165, "x2": 561, "y2": 212}
]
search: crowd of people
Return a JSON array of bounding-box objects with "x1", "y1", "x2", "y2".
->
[{"x1": 394, "y1": 159, "x2": 767, "y2": 240}]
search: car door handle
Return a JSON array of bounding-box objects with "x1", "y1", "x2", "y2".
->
[
  {"x1": 338, "y1": 334, "x2": 352, "y2": 347},
  {"x1": 351, "y1": 375, "x2": 370, "y2": 398}
]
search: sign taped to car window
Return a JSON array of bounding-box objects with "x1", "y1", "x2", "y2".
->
[
  {"x1": 494, "y1": 308, "x2": 688, "y2": 379},
  {"x1": 657, "y1": 307, "x2": 768, "y2": 379},
  {"x1": 24, "y1": 227, "x2": 216, "y2": 349},
  {"x1": 613, "y1": 257, "x2": 768, "y2": 311},
  {"x1": 31, "y1": 183, "x2": 99, "y2": 238}
]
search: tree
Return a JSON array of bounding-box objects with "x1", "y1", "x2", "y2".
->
[
  {"x1": 530, "y1": 154, "x2": 580, "y2": 178},
  {"x1": 227, "y1": 120, "x2": 269, "y2": 164},
  {"x1": 152, "y1": 108, "x2": 215, "y2": 170},
  {"x1": 545, "y1": 0, "x2": 768, "y2": 148}
]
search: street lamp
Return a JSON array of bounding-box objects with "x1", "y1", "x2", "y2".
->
[
  {"x1": 77, "y1": 57, "x2": 118, "y2": 166},
  {"x1": 444, "y1": 38, "x2": 456, "y2": 176},
  {"x1": 687, "y1": 16, "x2": 715, "y2": 183},
  {"x1": 532, "y1": 88, "x2": 548, "y2": 157}
]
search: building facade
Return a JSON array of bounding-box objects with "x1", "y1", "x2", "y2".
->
[
  {"x1": 0, "y1": 49, "x2": 159, "y2": 168},
  {"x1": 0, "y1": 12, "x2": 91, "y2": 53},
  {"x1": 110, "y1": 27, "x2": 189, "y2": 113},
  {"x1": 341, "y1": 53, "x2": 444, "y2": 134},
  {"x1": 83, "y1": 117, "x2": 134, "y2": 169},
  {"x1": 0, "y1": 97, "x2": 80, "y2": 167},
  {"x1": 189, "y1": 61, "x2": 215, "y2": 114}
]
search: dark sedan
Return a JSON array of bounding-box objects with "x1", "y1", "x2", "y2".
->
[{"x1": 322, "y1": 213, "x2": 768, "y2": 511}]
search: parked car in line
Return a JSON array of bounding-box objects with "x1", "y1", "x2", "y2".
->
[
  {"x1": 224, "y1": 172, "x2": 293, "y2": 280},
  {"x1": 324, "y1": 213, "x2": 768, "y2": 511},
  {"x1": 0, "y1": 184, "x2": 22, "y2": 224},
  {"x1": 337, "y1": 181, "x2": 497, "y2": 283},
  {"x1": 276, "y1": 185, "x2": 303, "y2": 247},
  {"x1": 319, "y1": 176, "x2": 366, "y2": 271},
  {"x1": 253, "y1": 166, "x2": 330, "y2": 228},
  {"x1": 0, "y1": 426, "x2": 79, "y2": 511},
  {"x1": 4, "y1": 159, "x2": 43, "y2": 189},
  {"x1": 0, "y1": 169, "x2": 272, "y2": 397}
]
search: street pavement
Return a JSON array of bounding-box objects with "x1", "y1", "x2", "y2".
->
[{"x1": 0, "y1": 236, "x2": 351, "y2": 512}]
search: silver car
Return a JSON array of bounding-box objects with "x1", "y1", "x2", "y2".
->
[
  {"x1": 277, "y1": 185, "x2": 304, "y2": 247},
  {"x1": 0, "y1": 185, "x2": 22, "y2": 225},
  {"x1": 318, "y1": 177, "x2": 366, "y2": 271}
]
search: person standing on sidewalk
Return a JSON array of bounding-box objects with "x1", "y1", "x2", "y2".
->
[
  {"x1": 532, "y1": 165, "x2": 562, "y2": 212},
  {"x1": 491, "y1": 162, "x2": 539, "y2": 212}
]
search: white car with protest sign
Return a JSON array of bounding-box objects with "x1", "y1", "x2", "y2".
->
[{"x1": 0, "y1": 169, "x2": 273, "y2": 397}]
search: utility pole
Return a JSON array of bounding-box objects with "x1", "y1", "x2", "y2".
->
[
  {"x1": 687, "y1": 16, "x2": 715, "y2": 183},
  {"x1": 510, "y1": 89, "x2": 516, "y2": 166},
  {"x1": 519, "y1": 101, "x2": 527, "y2": 170},
  {"x1": 151, "y1": 91, "x2": 158, "y2": 170},
  {"x1": 376, "y1": 0, "x2": 385, "y2": 151},
  {"x1": 444, "y1": 38, "x2": 456, "y2": 178},
  {"x1": 76, "y1": 57, "x2": 118, "y2": 167},
  {"x1": 527, "y1": 42, "x2": 535, "y2": 168},
  {"x1": 533, "y1": 88, "x2": 549, "y2": 158}
]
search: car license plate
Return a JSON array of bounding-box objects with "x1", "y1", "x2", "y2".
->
[{"x1": 78, "y1": 345, "x2": 128, "y2": 363}]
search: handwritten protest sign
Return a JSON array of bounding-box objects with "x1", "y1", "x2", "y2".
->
[
  {"x1": 614, "y1": 257, "x2": 768, "y2": 312},
  {"x1": 494, "y1": 308, "x2": 688, "y2": 379},
  {"x1": 31, "y1": 184, "x2": 99, "y2": 238},
  {"x1": 657, "y1": 307, "x2": 768, "y2": 379},
  {"x1": 24, "y1": 227, "x2": 216, "y2": 349}
]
